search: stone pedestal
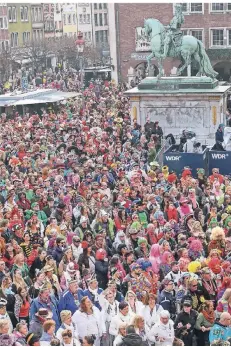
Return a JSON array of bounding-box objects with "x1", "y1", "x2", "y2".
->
[{"x1": 125, "y1": 77, "x2": 231, "y2": 145}]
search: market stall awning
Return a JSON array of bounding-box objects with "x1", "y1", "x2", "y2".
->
[{"x1": 0, "y1": 89, "x2": 81, "y2": 107}]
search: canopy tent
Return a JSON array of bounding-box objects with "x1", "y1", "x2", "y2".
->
[{"x1": 0, "y1": 89, "x2": 81, "y2": 107}]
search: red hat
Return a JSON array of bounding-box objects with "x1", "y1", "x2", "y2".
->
[
  {"x1": 95, "y1": 248, "x2": 107, "y2": 260},
  {"x1": 182, "y1": 169, "x2": 192, "y2": 179},
  {"x1": 81, "y1": 241, "x2": 89, "y2": 249}
]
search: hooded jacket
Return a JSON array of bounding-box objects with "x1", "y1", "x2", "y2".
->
[{"x1": 119, "y1": 333, "x2": 147, "y2": 346}]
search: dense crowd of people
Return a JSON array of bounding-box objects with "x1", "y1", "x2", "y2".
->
[{"x1": 0, "y1": 78, "x2": 230, "y2": 347}]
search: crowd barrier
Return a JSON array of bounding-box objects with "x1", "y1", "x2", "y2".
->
[
  {"x1": 163, "y1": 145, "x2": 208, "y2": 177},
  {"x1": 207, "y1": 150, "x2": 231, "y2": 175}
]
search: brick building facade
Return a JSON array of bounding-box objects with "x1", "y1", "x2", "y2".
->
[{"x1": 115, "y1": 3, "x2": 231, "y2": 83}]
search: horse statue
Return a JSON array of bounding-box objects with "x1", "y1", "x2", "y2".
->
[{"x1": 144, "y1": 18, "x2": 218, "y2": 79}]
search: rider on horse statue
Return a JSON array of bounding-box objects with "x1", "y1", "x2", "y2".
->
[{"x1": 162, "y1": 4, "x2": 185, "y2": 58}]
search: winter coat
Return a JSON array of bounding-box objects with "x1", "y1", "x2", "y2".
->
[
  {"x1": 109, "y1": 312, "x2": 134, "y2": 336},
  {"x1": 119, "y1": 333, "x2": 148, "y2": 346},
  {"x1": 29, "y1": 295, "x2": 61, "y2": 331},
  {"x1": 83, "y1": 288, "x2": 103, "y2": 311},
  {"x1": 29, "y1": 316, "x2": 43, "y2": 338},
  {"x1": 209, "y1": 322, "x2": 231, "y2": 343},
  {"x1": 72, "y1": 306, "x2": 106, "y2": 339},
  {"x1": 147, "y1": 320, "x2": 174, "y2": 346},
  {"x1": 58, "y1": 289, "x2": 84, "y2": 314},
  {"x1": 95, "y1": 260, "x2": 109, "y2": 289},
  {"x1": 52, "y1": 246, "x2": 64, "y2": 265},
  {"x1": 158, "y1": 290, "x2": 176, "y2": 316}
]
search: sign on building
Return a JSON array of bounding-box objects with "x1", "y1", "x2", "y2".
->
[{"x1": 135, "y1": 27, "x2": 151, "y2": 52}]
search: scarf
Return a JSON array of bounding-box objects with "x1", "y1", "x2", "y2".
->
[
  {"x1": 89, "y1": 287, "x2": 99, "y2": 302},
  {"x1": 202, "y1": 309, "x2": 215, "y2": 324}
]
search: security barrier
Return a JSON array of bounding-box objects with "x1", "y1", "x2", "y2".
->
[{"x1": 163, "y1": 145, "x2": 208, "y2": 177}]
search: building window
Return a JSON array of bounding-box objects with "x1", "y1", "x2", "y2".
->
[
  {"x1": 87, "y1": 14, "x2": 90, "y2": 23},
  {"x1": 211, "y1": 29, "x2": 224, "y2": 46},
  {"x1": 95, "y1": 31, "x2": 99, "y2": 42},
  {"x1": 73, "y1": 14, "x2": 76, "y2": 24},
  {"x1": 23, "y1": 31, "x2": 30, "y2": 44},
  {"x1": 190, "y1": 3, "x2": 202, "y2": 12},
  {"x1": 83, "y1": 14, "x2": 86, "y2": 23},
  {"x1": 104, "y1": 13, "x2": 107, "y2": 26},
  {"x1": 1, "y1": 40, "x2": 9, "y2": 52},
  {"x1": 190, "y1": 29, "x2": 203, "y2": 42},
  {"x1": 8, "y1": 7, "x2": 12, "y2": 22},
  {"x1": 94, "y1": 13, "x2": 98, "y2": 26},
  {"x1": 99, "y1": 3, "x2": 102, "y2": 9},
  {"x1": 79, "y1": 14, "x2": 83, "y2": 24},
  {"x1": 103, "y1": 30, "x2": 108, "y2": 42},
  {"x1": 38, "y1": 7, "x2": 42, "y2": 22},
  {"x1": 63, "y1": 14, "x2": 66, "y2": 25},
  {"x1": 0, "y1": 17, "x2": 7, "y2": 29},
  {"x1": 88, "y1": 31, "x2": 91, "y2": 40},
  {"x1": 174, "y1": 3, "x2": 203, "y2": 14},
  {"x1": 103, "y1": 3, "x2": 107, "y2": 9},
  {"x1": 20, "y1": 6, "x2": 28, "y2": 21},
  {"x1": 211, "y1": 3, "x2": 224, "y2": 11},
  {"x1": 228, "y1": 3, "x2": 231, "y2": 10},
  {"x1": 180, "y1": 3, "x2": 188, "y2": 12},
  {"x1": 94, "y1": 3, "x2": 97, "y2": 9},
  {"x1": 99, "y1": 13, "x2": 103, "y2": 26},
  {"x1": 67, "y1": 14, "x2": 71, "y2": 24},
  {"x1": 24, "y1": 7, "x2": 28, "y2": 21},
  {"x1": 8, "y1": 6, "x2": 16, "y2": 22},
  {"x1": 11, "y1": 32, "x2": 18, "y2": 47},
  {"x1": 12, "y1": 6, "x2": 16, "y2": 22}
]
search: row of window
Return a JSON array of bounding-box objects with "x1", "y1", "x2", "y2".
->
[
  {"x1": 181, "y1": 28, "x2": 231, "y2": 47},
  {"x1": 94, "y1": 13, "x2": 108, "y2": 27},
  {"x1": 10, "y1": 31, "x2": 31, "y2": 47},
  {"x1": 95, "y1": 30, "x2": 108, "y2": 43},
  {"x1": 63, "y1": 14, "x2": 76, "y2": 26},
  {"x1": 178, "y1": 3, "x2": 231, "y2": 13},
  {"x1": 83, "y1": 31, "x2": 91, "y2": 41},
  {"x1": 8, "y1": 6, "x2": 29, "y2": 22},
  {"x1": 44, "y1": 21, "x2": 55, "y2": 31},
  {"x1": 79, "y1": 14, "x2": 90, "y2": 24},
  {"x1": 94, "y1": 3, "x2": 107, "y2": 10}
]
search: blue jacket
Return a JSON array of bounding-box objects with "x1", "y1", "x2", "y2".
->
[
  {"x1": 216, "y1": 129, "x2": 224, "y2": 143},
  {"x1": 29, "y1": 295, "x2": 60, "y2": 331},
  {"x1": 52, "y1": 246, "x2": 64, "y2": 265},
  {"x1": 40, "y1": 332, "x2": 52, "y2": 343},
  {"x1": 58, "y1": 289, "x2": 84, "y2": 315},
  {"x1": 83, "y1": 288, "x2": 103, "y2": 310},
  {"x1": 209, "y1": 322, "x2": 231, "y2": 343}
]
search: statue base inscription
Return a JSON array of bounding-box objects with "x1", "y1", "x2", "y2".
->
[{"x1": 138, "y1": 76, "x2": 218, "y2": 90}]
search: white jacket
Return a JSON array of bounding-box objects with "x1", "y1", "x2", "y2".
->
[
  {"x1": 71, "y1": 243, "x2": 83, "y2": 262},
  {"x1": 113, "y1": 334, "x2": 124, "y2": 346},
  {"x1": 72, "y1": 307, "x2": 106, "y2": 339},
  {"x1": 109, "y1": 312, "x2": 134, "y2": 336},
  {"x1": 128, "y1": 301, "x2": 144, "y2": 316},
  {"x1": 142, "y1": 304, "x2": 163, "y2": 332},
  {"x1": 147, "y1": 320, "x2": 175, "y2": 346}
]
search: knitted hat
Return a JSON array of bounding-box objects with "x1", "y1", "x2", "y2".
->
[{"x1": 137, "y1": 237, "x2": 147, "y2": 246}]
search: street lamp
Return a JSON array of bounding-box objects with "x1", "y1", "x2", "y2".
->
[{"x1": 75, "y1": 31, "x2": 85, "y2": 89}]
